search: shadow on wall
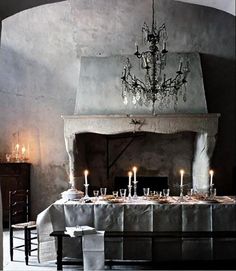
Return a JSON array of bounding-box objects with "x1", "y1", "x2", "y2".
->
[{"x1": 200, "y1": 54, "x2": 236, "y2": 194}]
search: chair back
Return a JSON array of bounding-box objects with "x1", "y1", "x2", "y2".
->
[{"x1": 9, "y1": 190, "x2": 30, "y2": 227}]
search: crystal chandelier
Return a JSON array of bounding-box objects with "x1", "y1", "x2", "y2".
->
[{"x1": 121, "y1": 0, "x2": 190, "y2": 114}]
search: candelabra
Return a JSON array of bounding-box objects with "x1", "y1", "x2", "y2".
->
[
  {"x1": 121, "y1": 0, "x2": 190, "y2": 115},
  {"x1": 133, "y1": 182, "x2": 138, "y2": 200}
]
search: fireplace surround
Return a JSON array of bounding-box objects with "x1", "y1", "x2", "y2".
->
[{"x1": 62, "y1": 114, "x2": 220, "y2": 192}]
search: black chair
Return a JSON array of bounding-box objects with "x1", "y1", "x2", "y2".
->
[{"x1": 9, "y1": 190, "x2": 37, "y2": 265}]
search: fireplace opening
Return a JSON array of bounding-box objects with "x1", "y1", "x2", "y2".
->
[{"x1": 74, "y1": 131, "x2": 195, "y2": 195}]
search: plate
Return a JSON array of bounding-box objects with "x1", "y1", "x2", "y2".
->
[
  {"x1": 197, "y1": 199, "x2": 219, "y2": 204},
  {"x1": 106, "y1": 199, "x2": 124, "y2": 204}
]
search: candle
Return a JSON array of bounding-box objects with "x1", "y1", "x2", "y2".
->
[
  {"x1": 209, "y1": 170, "x2": 214, "y2": 186},
  {"x1": 135, "y1": 42, "x2": 138, "y2": 52},
  {"x1": 22, "y1": 145, "x2": 26, "y2": 159},
  {"x1": 180, "y1": 169, "x2": 185, "y2": 186},
  {"x1": 128, "y1": 171, "x2": 132, "y2": 186},
  {"x1": 84, "y1": 170, "x2": 89, "y2": 185},
  {"x1": 15, "y1": 143, "x2": 19, "y2": 153},
  {"x1": 133, "y1": 166, "x2": 137, "y2": 183}
]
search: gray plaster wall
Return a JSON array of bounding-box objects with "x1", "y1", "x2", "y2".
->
[{"x1": 0, "y1": 0, "x2": 235, "y2": 217}]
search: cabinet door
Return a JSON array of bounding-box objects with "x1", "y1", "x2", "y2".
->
[{"x1": 0, "y1": 163, "x2": 30, "y2": 227}]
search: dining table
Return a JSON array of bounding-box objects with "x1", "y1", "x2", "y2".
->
[{"x1": 36, "y1": 196, "x2": 236, "y2": 264}]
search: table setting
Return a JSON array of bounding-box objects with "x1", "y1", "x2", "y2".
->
[{"x1": 36, "y1": 166, "x2": 236, "y2": 264}]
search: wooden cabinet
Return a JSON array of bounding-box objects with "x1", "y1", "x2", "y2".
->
[{"x1": 0, "y1": 163, "x2": 30, "y2": 228}]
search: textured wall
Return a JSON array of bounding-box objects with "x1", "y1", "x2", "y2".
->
[{"x1": 0, "y1": 0, "x2": 235, "y2": 216}]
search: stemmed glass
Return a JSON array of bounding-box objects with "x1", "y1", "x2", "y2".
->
[
  {"x1": 143, "y1": 188, "x2": 150, "y2": 200},
  {"x1": 93, "y1": 190, "x2": 99, "y2": 202},
  {"x1": 100, "y1": 188, "x2": 107, "y2": 199},
  {"x1": 163, "y1": 189, "x2": 170, "y2": 198},
  {"x1": 119, "y1": 189, "x2": 126, "y2": 201},
  {"x1": 112, "y1": 191, "x2": 119, "y2": 198}
]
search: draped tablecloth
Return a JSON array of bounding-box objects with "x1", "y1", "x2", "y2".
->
[{"x1": 36, "y1": 196, "x2": 236, "y2": 263}]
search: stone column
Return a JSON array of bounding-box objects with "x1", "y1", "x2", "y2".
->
[
  {"x1": 64, "y1": 134, "x2": 76, "y2": 188},
  {"x1": 192, "y1": 133, "x2": 216, "y2": 192}
]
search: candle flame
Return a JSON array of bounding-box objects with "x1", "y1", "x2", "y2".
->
[
  {"x1": 180, "y1": 169, "x2": 185, "y2": 175},
  {"x1": 22, "y1": 146, "x2": 26, "y2": 154},
  {"x1": 128, "y1": 171, "x2": 133, "y2": 177},
  {"x1": 209, "y1": 170, "x2": 214, "y2": 176},
  {"x1": 84, "y1": 169, "x2": 89, "y2": 176},
  {"x1": 132, "y1": 166, "x2": 137, "y2": 172}
]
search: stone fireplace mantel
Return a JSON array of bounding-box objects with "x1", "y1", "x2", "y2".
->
[{"x1": 62, "y1": 114, "x2": 220, "y2": 192}]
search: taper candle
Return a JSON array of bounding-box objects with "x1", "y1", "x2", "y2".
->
[
  {"x1": 84, "y1": 170, "x2": 89, "y2": 185},
  {"x1": 180, "y1": 169, "x2": 185, "y2": 186},
  {"x1": 133, "y1": 166, "x2": 137, "y2": 183},
  {"x1": 128, "y1": 171, "x2": 132, "y2": 186},
  {"x1": 209, "y1": 170, "x2": 214, "y2": 186}
]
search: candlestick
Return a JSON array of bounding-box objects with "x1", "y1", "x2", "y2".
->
[
  {"x1": 84, "y1": 170, "x2": 89, "y2": 185},
  {"x1": 133, "y1": 181, "x2": 138, "y2": 200},
  {"x1": 133, "y1": 166, "x2": 137, "y2": 183},
  {"x1": 180, "y1": 169, "x2": 184, "y2": 186},
  {"x1": 84, "y1": 184, "x2": 89, "y2": 200},
  {"x1": 128, "y1": 171, "x2": 132, "y2": 187},
  {"x1": 209, "y1": 170, "x2": 214, "y2": 186},
  {"x1": 128, "y1": 185, "x2": 132, "y2": 200}
]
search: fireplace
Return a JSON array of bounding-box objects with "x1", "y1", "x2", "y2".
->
[
  {"x1": 74, "y1": 131, "x2": 194, "y2": 194},
  {"x1": 62, "y1": 114, "x2": 220, "y2": 193}
]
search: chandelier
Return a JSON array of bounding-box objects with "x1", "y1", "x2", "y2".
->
[{"x1": 121, "y1": 0, "x2": 190, "y2": 114}]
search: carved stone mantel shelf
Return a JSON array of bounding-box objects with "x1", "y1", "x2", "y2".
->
[
  {"x1": 62, "y1": 113, "x2": 220, "y2": 192},
  {"x1": 62, "y1": 114, "x2": 220, "y2": 138}
]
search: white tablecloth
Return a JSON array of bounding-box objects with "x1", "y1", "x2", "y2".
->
[{"x1": 36, "y1": 196, "x2": 236, "y2": 263}]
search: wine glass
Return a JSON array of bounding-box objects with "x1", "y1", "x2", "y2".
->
[
  {"x1": 163, "y1": 188, "x2": 170, "y2": 197},
  {"x1": 119, "y1": 189, "x2": 126, "y2": 200},
  {"x1": 143, "y1": 188, "x2": 150, "y2": 199},
  {"x1": 100, "y1": 188, "x2": 107, "y2": 198},
  {"x1": 93, "y1": 190, "x2": 99, "y2": 202},
  {"x1": 112, "y1": 191, "x2": 119, "y2": 198},
  {"x1": 6, "y1": 153, "x2": 11, "y2": 162}
]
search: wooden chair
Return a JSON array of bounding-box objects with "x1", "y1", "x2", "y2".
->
[{"x1": 9, "y1": 190, "x2": 37, "y2": 265}]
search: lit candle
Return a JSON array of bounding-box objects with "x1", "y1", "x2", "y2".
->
[
  {"x1": 22, "y1": 145, "x2": 26, "y2": 159},
  {"x1": 15, "y1": 144, "x2": 20, "y2": 153},
  {"x1": 84, "y1": 170, "x2": 89, "y2": 185},
  {"x1": 180, "y1": 169, "x2": 185, "y2": 186},
  {"x1": 135, "y1": 41, "x2": 138, "y2": 52},
  {"x1": 128, "y1": 171, "x2": 132, "y2": 186},
  {"x1": 209, "y1": 170, "x2": 214, "y2": 186},
  {"x1": 133, "y1": 166, "x2": 137, "y2": 183}
]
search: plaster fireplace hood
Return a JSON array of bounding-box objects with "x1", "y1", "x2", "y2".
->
[{"x1": 62, "y1": 113, "x2": 220, "y2": 192}]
